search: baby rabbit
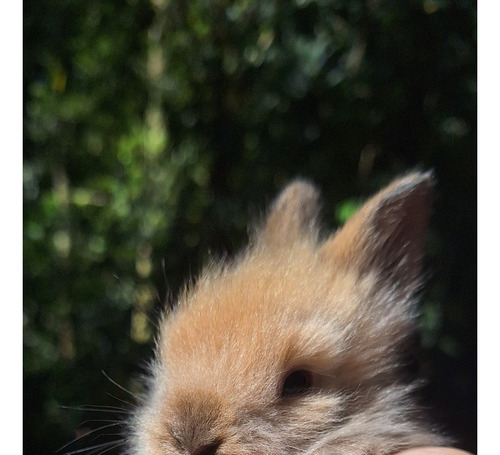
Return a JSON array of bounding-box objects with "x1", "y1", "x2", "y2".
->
[{"x1": 129, "y1": 172, "x2": 449, "y2": 455}]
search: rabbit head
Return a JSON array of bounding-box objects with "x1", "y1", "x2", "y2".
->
[{"x1": 129, "y1": 172, "x2": 448, "y2": 455}]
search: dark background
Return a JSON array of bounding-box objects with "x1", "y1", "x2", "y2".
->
[{"x1": 23, "y1": 0, "x2": 476, "y2": 453}]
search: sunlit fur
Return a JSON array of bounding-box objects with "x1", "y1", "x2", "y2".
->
[{"x1": 128, "y1": 173, "x2": 449, "y2": 455}]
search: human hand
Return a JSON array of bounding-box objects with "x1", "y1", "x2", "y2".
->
[{"x1": 395, "y1": 448, "x2": 472, "y2": 455}]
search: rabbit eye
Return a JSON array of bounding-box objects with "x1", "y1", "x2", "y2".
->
[{"x1": 281, "y1": 369, "x2": 312, "y2": 397}]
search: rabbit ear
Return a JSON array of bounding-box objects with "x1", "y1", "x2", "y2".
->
[
  {"x1": 320, "y1": 171, "x2": 434, "y2": 291},
  {"x1": 257, "y1": 179, "x2": 321, "y2": 248}
]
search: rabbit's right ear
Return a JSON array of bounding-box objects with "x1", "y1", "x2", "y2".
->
[
  {"x1": 319, "y1": 171, "x2": 434, "y2": 292},
  {"x1": 256, "y1": 179, "x2": 321, "y2": 248}
]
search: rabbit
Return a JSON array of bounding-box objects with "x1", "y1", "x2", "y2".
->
[{"x1": 128, "y1": 172, "x2": 451, "y2": 455}]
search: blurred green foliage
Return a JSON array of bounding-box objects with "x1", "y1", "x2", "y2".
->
[{"x1": 24, "y1": 0, "x2": 476, "y2": 453}]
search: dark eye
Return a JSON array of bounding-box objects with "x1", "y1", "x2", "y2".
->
[{"x1": 281, "y1": 369, "x2": 312, "y2": 397}]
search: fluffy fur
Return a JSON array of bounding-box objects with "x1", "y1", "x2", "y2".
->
[{"x1": 128, "y1": 172, "x2": 449, "y2": 455}]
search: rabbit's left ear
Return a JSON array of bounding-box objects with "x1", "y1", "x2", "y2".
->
[
  {"x1": 257, "y1": 179, "x2": 321, "y2": 248},
  {"x1": 320, "y1": 172, "x2": 434, "y2": 291}
]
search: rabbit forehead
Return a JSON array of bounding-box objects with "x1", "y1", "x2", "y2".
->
[{"x1": 157, "y1": 245, "x2": 370, "y2": 397}]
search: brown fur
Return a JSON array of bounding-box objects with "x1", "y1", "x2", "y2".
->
[{"x1": 129, "y1": 172, "x2": 449, "y2": 454}]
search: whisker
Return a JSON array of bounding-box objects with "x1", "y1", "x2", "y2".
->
[
  {"x1": 77, "y1": 419, "x2": 124, "y2": 427},
  {"x1": 60, "y1": 405, "x2": 131, "y2": 415},
  {"x1": 57, "y1": 423, "x2": 122, "y2": 454},
  {"x1": 101, "y1": 370, "x2": 139, "y2": 399},
  {"x1": 92, "y1": 440, "x2": 128, "y2": 455},
  {"x1": 93, "y1": 432, "x2": 126, "y2": 439},
  {"x1": 59, "y1": 439, "x2": 126, "y2": 455},
  {"x1": 105, "y1": 392, "x2": 136, "y2": 409}
]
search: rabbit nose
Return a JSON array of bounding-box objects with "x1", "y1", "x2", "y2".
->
[
  {"x1": 190, "y1": 440, "x2": 222, "y2": 455},
  {"x1": 169, "y1": 391, "x2": 226, "y2": 455}
]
